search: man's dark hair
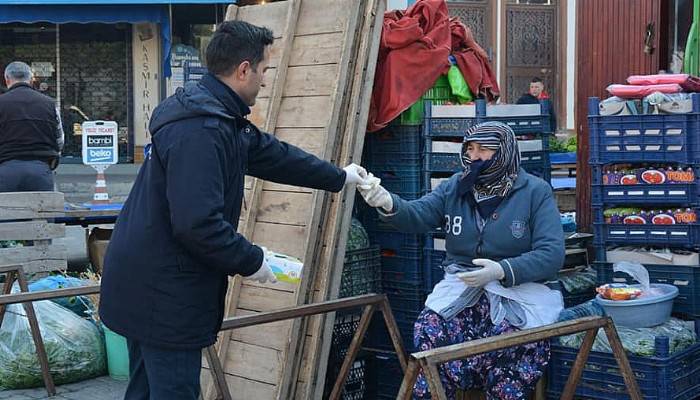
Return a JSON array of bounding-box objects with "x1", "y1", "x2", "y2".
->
[
  {"x1": 206, "y1": 20, "x2": 274, "y2": 76},
  {"x1": 531, "y1": 77, "x2": 543, "y2": 84}
]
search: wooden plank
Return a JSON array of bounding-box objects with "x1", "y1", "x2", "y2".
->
[
  {"x1": 256, "y1": 191, "x2": 313, "y2": 226},
  {"x1": 235, "y1": 1, "x2": 290, "y2": 37},
  {"x1": 251, "y1": 222, "x2": 307, "y2": 260},
  {"x1": 277, "y1": 96, "x2": 333, "y2": 128},
  {"x1": 223, "y1": 374, "x2": 277, "y2": 400},
  {"x1": 289, "y1": 33, "x2": 344, "y2": 66},
  {"x1": 0, "y1": 192, "x2": 64, "y2": 220},
  {"x1": 276, "y1": 0, "x2": 366, "y2": 397},
  {"x1": 304, "y1": 1, "x2": 384, "y2": 397},
  {"x1": 0, "y1": 245, "x2": 67, "y2": 267},
  {"x1": 231, "y1": 309, "x2": 293, "y2": 351},
  {"x1": 11, "y1": 260, "x2": 67, "y2": 274},
  {"x1": 224, "y1": 341, "x2": 283, "y2": 385},
  {"x1": 296, "y1": 0, "x2": 351, "y2": 36},
  {"x1": 237, "y1": 285, "x2": 297, "y2": 313},
  {"x1": 249, "y1": 97, "x2": 270, "y2": 127},
  {"x1": 275, "y1": 128, "x2": 326, "y2": 158},
  {"x1": 0, "y1": 221, "x2": 65, "y2": 241},
  {"x1": 283, "y1": 65, "x2": 339, "y2": 97}
]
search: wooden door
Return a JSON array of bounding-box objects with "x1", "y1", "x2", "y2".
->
[
  {"x1": 575, "y1": 0, "x2": 669, "y2": 230},
  {"x1": 447, "y1": 0, "x2": 496, "y2": 60},
  {"x1": 504, "y1": 0, "x2": 558, "y2": 106}
]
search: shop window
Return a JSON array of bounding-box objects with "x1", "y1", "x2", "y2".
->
[{"x1": 0, "y1": 23, "x2": 132, "y2": 163}]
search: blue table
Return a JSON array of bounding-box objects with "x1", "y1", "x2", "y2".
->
[{"x1": 58, "y1": 203, "x2": 123, "y2": 226}]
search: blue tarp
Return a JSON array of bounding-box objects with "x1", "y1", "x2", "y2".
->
[{"x1": 0, "y1": 4, "x2": 181, "y2": 77}]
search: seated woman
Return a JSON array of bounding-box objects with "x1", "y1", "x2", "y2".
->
[{"x1": 357, "y1": 121, "x2": 565, "y2": 400}]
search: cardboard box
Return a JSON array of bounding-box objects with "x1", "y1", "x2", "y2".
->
[
  {"x1": 606, "y1": 249, "x2": 699, "y2": 266},
  {"x1": 87, "y1": 227, "x2": 112, "y2": 273}
]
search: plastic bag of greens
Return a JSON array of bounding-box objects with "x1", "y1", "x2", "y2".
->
[
  {"x1": 0, "y1": 291, "x2": 106, "y2": 389},
  {"x1": 28, "y1": 276, "x2": 93, "y2": 318},
  {"x1": 447, "y1": 59, "x2": 473, "y2": 104},
  {"x1": 558, "y1": 318, "x2": 696, "y2": 356}
]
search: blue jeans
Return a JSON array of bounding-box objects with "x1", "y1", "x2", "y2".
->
[
  {"x1": 124, "y1": 339, "x2": 202, "y2": 400},
  {"x1": 0, "y1": 159, "x2": 54, "y2": 192}
]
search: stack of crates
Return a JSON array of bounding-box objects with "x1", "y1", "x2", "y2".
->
[
  {"x1": 421, "y1": 97, "x2": 556, "y2": 307},
  {"x1": 360, "y1": 77, "x2": 554, "y2": 398},
  {"x1": 547, "y1": 95, "x2": 700, "y2": 399}
]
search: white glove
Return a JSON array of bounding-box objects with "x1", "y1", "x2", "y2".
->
[
  {"x1": 343, "y1": 163, "x2": 369, "y2": 186},
  {"x1": 244, "y1": 256, "x2": 277, "y2": 284},
  {"x1": 457, "y1": 258, "x2": 504, "y2": 287},
  {"x1": 357, "y1": 173, "x2": 393, "y2": 212}
]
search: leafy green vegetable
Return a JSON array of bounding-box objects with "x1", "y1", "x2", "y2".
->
[{"x1": 0, "y1": 299, "x2": 106, "y2": 389}]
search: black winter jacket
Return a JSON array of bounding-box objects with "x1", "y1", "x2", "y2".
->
[{"x1": 99, "y1": 74, "x2": 346, "y2": 349}]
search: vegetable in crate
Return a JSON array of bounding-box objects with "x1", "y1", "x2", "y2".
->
[
  {"x1": 0, "y1": 294, "x2": 106, "y2": 389},
  {"x1": 558, "y1": 317, "x2": 696, "y2": 356}
]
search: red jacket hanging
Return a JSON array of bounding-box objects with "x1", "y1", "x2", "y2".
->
[{"x1": 367, "y1": 0, "x2": 500, "y2": 132}]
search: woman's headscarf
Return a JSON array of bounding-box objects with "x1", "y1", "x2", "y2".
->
[{"x1": 458, "y1": 121, "x2": 520, "y2": 213}]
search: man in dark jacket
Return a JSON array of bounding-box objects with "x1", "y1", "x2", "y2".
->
[
  {"x1": 516, "y1": 77, "x2": 557, "y2": 133},
  {"x1": 99, "y1": 21, "x2": 368, "y2": 399},
  {"x1": 0, "y1": 61, "x2": 64, "y2": 191}
]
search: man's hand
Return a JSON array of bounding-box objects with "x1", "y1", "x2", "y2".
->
[
  {"x1": 357, "y1": 174, "x2": 393, "y2": 212},
  {"x1": 343, "y1": 163, "x2": 369, "y2": 186},
  {"x1": 244, "y1": 256, "x2": 277, "y2": 284},
  {"x1": 457, "y1": 258, "x2": 504, "y2": 287}
]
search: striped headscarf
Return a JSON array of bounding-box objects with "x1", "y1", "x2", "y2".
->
[{"x1": 460, "y1": 121, "x2": 520, "y2": 201}]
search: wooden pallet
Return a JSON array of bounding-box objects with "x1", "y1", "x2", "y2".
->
[
  {"x1": 201, "y1": 1, "x2": 381, "y2": 398},
  {"x1": 0, "y1": 192, "x2": 67, "y2": 273}
]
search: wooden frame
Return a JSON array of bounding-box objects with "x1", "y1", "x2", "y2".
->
[
  {"x1": 396, "y1": 316, "x2": 642, "y2": 400},
  {"x1": 206, "y1": 294, "x2": 407, "y2": 400}
]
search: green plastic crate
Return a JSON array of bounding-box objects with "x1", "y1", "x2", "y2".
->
[{"x1": 400, "y1": 75, "x2": 456, "y2": 125}]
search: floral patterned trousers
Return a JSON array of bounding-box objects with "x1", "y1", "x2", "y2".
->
[{"x1": 412, "y1": 294, "x2": 549, "y2": 400}]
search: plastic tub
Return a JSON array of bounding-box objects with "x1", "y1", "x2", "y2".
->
[
  {"x1": 103, "y1": 325, "x2": 130, "y2": 380},
  {"x1": 595, "y1": 283, "x2": 679, "y2": 328}
]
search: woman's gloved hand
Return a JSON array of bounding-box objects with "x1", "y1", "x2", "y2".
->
[
  {"x1": 357, "y1": 173, "x2": 393, "y2": 212},
  {"x1": 457, "y1": 258, "x2": 504, "y2": 287}
]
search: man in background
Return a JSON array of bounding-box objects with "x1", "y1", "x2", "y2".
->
[
  {"x1": 516, "y1": 77, "x2": 557, "y2": 133},
  {"x1": 0, "y1": 61, "x2": 64, "y2": 191}
]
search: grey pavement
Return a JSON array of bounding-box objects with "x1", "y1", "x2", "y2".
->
[
  {"x1": 0, "y1": 376, "x2": 127, "y2": 400},
  {"x1": 55, "y1": 163, "x2": 139, "y2": 204}
]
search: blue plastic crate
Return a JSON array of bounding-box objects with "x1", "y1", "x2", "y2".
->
[
  {"x1": 381, "y1": 281, "x2": 427, "y2": 314},
  {"x1": 593, "y1": 208, "x2": 700, "y2": 248},
  {"x1": 364, "y1": 314, "x2": 416, "y2": 352},
  {"x1": 588, "y1": 95, "x2": 700, "y2": 165},
  {"x1": 593, "y1": 222, "x2": 700, "y2": 248},
  {"x1": 423, "y1": 100, "x2": 553, "y2": 137},
  {"x1": 373, "y1": 168, "x2": 423, "y2": 200},
  {"x1": 592, "y1": 183, "x2": 699, "y2": 206},
  {"x1": 423, "y1": 249, "x2": 446, "y2": 290},
  {"x1": 547, "y1": 340, "x2": 700, "y2": 400},
  {"x1": 423, "y1": 152, "x2": 462, "y2": 173},
  {"x1": 380, "y1": 247, "x2": 424, "y2": 286},
  {"x1": 366, "y1": 231, "x2": 423, "y2": 251},
  {"x1": 366, "y1": 125, "x2": 422, "y2": 155},
  {"x1": 367, "y1": 152, "x2": 422, "y2": 169},
  {"x1": 365, "y1": 351, "x2": 404, "y2": 397},
  {"x1": 595, "y1": 261, "x2": 700, "y2": 317},
  {"x1": 590, "y1": 165, "x2": 700, "y2": 206}
]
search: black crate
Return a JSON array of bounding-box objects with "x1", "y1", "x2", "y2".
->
[{"x1": 340, "y1": 247, "x2": 381, "y2": 298}]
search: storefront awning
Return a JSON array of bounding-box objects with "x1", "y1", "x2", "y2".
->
[{"x1": 0, "y1": 4, "x2": 217, "y2": 77}]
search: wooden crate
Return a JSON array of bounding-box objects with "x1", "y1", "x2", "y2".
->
[{"x1": 0, "y1": 192, "x2": 67, "y2": 273}]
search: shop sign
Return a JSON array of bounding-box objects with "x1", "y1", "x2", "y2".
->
[
  {"x1": 31, "y1": 62, "x2": 55, "y2": 77},
  {"x1": 82, "y1": 121, "x2": 118, "y2": 165}
]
